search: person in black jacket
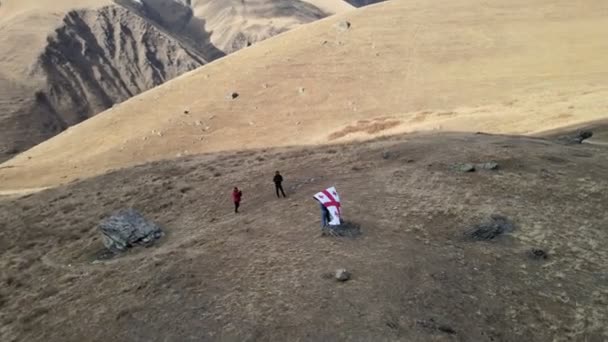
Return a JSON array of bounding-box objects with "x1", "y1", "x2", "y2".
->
[{"x1": 273, "y1": 171, "x2": 287, "y2": 198}]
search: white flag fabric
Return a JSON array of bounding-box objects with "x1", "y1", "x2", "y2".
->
[{"x1": 313, "y1": 186, "x2": 342, "y2": 225}]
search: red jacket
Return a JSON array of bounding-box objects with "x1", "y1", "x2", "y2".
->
[{"x1": 232, "y1": 190, "x2": 242, "y2": 203}]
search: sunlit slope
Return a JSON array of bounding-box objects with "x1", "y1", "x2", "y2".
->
[{"x1": 1, "y1": 0, "x2": 607, "y2": 190}]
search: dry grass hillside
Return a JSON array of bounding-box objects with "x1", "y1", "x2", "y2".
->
[
  {"x1": 0, "y1": 0, "x2": 348, "y2": 162},
  {"x1": 1, "y1": 0, "x2": 606, "y2": 191},
  {"x1": 0, "y1": 131, "x2": 607, "y2": 341}
]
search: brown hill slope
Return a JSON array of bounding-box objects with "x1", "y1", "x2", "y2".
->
[
  {"x1": 0, "y1": 131, "x2": 607, "y2": 341},
  {"x1": 0, "y1": 0, "x2": 348, "y2": 161},
  {"x1": 1, "y1": 0, "x2": 606, "y2": 191}
]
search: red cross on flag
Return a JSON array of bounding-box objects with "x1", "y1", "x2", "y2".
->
[{"x1": 313, "y1": 186, "x2": 342, "y2": 225}]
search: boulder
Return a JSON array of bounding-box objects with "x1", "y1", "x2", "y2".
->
[
  {"x1": 558, "y1": 130, "x2": 593, "y2": 144},
  {"x1": 573, "y1": 130, "x2": 593, "y2": 143},
  {"x1": 335, "y1": 269, "x2": 351, "y2": 282},
  {"x1": 477, "y1": 162, "x2": 499, "y2": 170},
  {"x1": 453, "y1": 163, "x2": 475, "y2": 172},
  {"x1": 465, "y1": 215, "x2": 514, "y2": 241},
  {"x1": 99, "y1": 209, "x2": 163, "y2": 252}
]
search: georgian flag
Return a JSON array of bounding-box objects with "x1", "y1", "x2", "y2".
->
[{"x1": 313, "y1": 186, "x2": 342, "y2": 225}]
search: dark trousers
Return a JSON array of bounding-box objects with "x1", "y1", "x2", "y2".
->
[
  {"x1": 275, "y1": 183, "x2": 286, "y2": 198},
  {"x1": 234, "y1": 201, "x2": 240, "y2": 213}
]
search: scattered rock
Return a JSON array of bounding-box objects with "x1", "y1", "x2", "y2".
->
[
  {"x1": 382, "y1": 151, "x2": 392, "y2": 159},
  {"x1": 183, "y1": 110, "x2": 189, "y2": 114},
  {"x1": 98, "y1": 209, "x2": 164, "y2": 252},
  {"x1": 335, "y1": 269, "x2": 351, "y2": 282},
  {"x1": 298, "y1": 87, "x2": 306, "y2": 94},
  {"x1": 334, "y1": 20, "x2": 351, "y2": 32},
  {"x1": 465, "y1": 215, "x2": 515, "y2": 241},
  {"x1": 559, "y1": 130, "x2": 593, "y2": 144},
  {"x1": 477, "y1": 162, "x2": 499, "y2": 170},
  {"x1": 453, "y1": 163, "x2": 475, "y2": 172},
  {"x1": 322, "y1": 221, "x2": 362, "y2": 238},
  {"x1": 574, "y1": 130, "x2": 593, "y2": 143},
  {"x1": 529, "y1": 248, "x2": 548, "y2": 260},
  {"x1": 227, "y1": 92, "x2": 239, "y2": 100}
]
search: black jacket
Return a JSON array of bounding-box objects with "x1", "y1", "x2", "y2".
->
[{"x1": 273, "y1": 174, "x2": 283, "y2": 184}]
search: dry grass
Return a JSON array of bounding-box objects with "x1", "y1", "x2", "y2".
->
[
  {"x1": 0, "y1": 131, "x2": 607, "y2": 341},
  {"x1": 1, "y1": 0, "x2": 607, "y2": 190}
]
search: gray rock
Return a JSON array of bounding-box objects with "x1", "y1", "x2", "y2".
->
[
  {"x1": 465, "y1": 215, "x2": 515, "y2": 241},
  {"x1": 529, "y1": 248, "x2": 548, "y2": 260},
  {"x1": 477, "y1": 162, "x2": 499, "y2": 170},
  {"x1": 559, "y1": 130, "x2": 593, "y2": 144},
  {"x1": 453, "y1": 163, "x2": 475, "y2": 172},
  {"x1": 99, "y1": 209, "x2": 163, "y2": 252},
  {"x1": 574, "y1": 130, "x2": 593, "y2": 143},
  {"x1": 335, "y1": 269, "x2": 351, "y2": 281}
]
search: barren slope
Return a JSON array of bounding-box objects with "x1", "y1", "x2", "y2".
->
[
  {"x1": 2, "y1": 0, "x2": 606, "y2": 191},
  {"x1": 0, "y1": 0, "x2": 348, "y2": 161},
  {"x1": 0, "y1": 132, "x2": 607, "y2": 341}
]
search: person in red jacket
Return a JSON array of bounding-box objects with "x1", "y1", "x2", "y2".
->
[{"x1": 232, "y1": 187, "x2": 243, "y2": 213}]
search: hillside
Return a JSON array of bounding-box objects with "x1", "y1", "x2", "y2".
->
[
  {"x1": 0, "y1": 131, "x2": 607, "y2": 341},
  {"x1": 0, "y1": 0, "x2": 348, "y2": 162},
  {"x1": 1, "y1": 0, "x2": 606, "y2": 191}
]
